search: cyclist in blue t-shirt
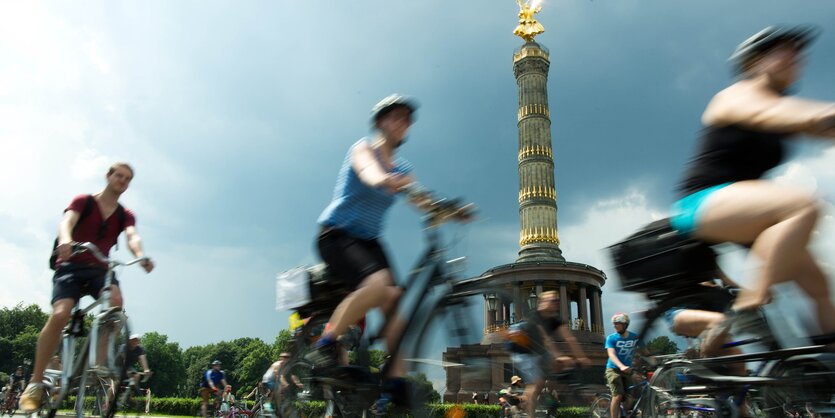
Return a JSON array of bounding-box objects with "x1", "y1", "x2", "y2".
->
[
  {"x1": 199, "y1": 360, "x2": 228, "y2": 418},
  {"x1": 604, "y1": 313, "x2": 653, "y2": 418}
]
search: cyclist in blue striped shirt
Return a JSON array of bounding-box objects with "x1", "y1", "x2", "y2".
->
[{"x1": 308, "y1": 94, "x2": 464, "y2": 383}]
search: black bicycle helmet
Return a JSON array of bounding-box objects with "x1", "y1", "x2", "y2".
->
[
  {"x1": 730, "y1": 25, "x2": 820, "y2": 74},
  {"x1": 370, "y1": 94, "x2": 418, "y2": 124},
  {"x1": 211, "y1": 360, "x2": 221, "y2": 366}
]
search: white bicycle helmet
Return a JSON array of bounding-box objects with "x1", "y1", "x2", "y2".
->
[
  {"x1": 611, "y1": 312, "x2": 630, "y2": 325},
  {"x1": 729, "y1": 25, "x2": 819, "y2": 74},
  {"x1": 370, "y1": 94, "x2": 418, "y2": 124}
]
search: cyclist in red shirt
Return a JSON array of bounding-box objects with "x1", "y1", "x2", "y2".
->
[{"x1": 20, "y1": 162, "x2": 154, "y2": 412}]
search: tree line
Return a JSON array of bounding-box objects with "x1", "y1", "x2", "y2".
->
[
  {"x1": 0, "y1": 303, "x2": 294, "y2": 398},
  {"x1": 2, "y1": 303, "x2": 674, "y2": 401}
]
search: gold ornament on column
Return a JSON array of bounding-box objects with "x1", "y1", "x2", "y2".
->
[{"x1": 514, "y1": 0, "x2": 545, "y2": 42}]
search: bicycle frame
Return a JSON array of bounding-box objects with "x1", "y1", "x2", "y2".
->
[
  {"x1": 47, "y1": 242, "x2": 148, "y2": 418},
  {"x1": 374, "y1": 218, "x2": 463, "y2": 376}
]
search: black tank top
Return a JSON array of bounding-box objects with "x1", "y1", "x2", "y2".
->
[{"x1": 678, "y1": 124, "x2": 790, "y2": 197}]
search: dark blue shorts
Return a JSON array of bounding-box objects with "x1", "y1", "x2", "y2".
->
[{"x1": 51, "y1": 263, "x2": 118, "y2": 304}]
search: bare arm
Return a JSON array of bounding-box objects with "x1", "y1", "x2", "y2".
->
[
  {"x1": 607, "y1": 348, "x2": 630, "y2": 372},
  {"x1": 138, "y1": 354, "x2": 151, "y2": 373},
  {"x1": 350, "y1": 141, "x2": 412, "y2": 192},
  {"x1": 56, "y1": 210, "x2": 81, "y2": 260},
  {"x1": 124, "y1": 226, "x2": 154, "y2": 272},
  {"x1": 704, "y1": 82, "x2": 835, "y2": 138}
]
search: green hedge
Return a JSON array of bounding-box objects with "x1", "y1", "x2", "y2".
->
[
  {"x1": 62, "y1": 396, "x2": 202, "y2": 416},
  {"x1": 62, "y1": 397, "x2": 588, "y2": 418},
  {"x1": 297, "y1": 401, "x2": 587, "y2": 418},
  {"x1": 149, "y1": 397, "x2": 202, "y2": 415}
]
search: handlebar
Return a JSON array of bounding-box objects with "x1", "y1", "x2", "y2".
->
[
  {"x1": 71, "y1": 242, "x2": 150, "y2": 267},
  {"x1": 401, "y1": 182, "x2": 477, "y2": 225}
]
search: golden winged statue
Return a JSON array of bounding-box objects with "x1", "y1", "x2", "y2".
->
[{"x1": 514, "y1": 0, "x2": 545, "y2": 42}]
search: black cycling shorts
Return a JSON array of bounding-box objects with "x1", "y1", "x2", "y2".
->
[
  {"x1": 317, "y1": 228, "x2": 390, "y2": 289},
  {"x1": 51, "y1": 263, "x2": 119, "y2": 305}
]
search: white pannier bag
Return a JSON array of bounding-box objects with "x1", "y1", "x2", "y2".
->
[{"x1": 276, "y1": 266, "x2": 310, "y2": 311}]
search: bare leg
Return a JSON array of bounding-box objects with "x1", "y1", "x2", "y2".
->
[
  {"x1": 672, "y1": 310, "x2": 745, "y2": 373},
  {"x1": 610, "y1": 394, "x2": 623, "y2": 418},
  {"x1": 792, "y1": 252, "x2": 835, "y2": 333},
  {"x1": 325, "y1": 269, "x2": 401, "y2": 337},
  {"x1": 694, "y1": 181, "x2": 834, "y2": 329},
  {"x1": 524, "y1": 380, "x2": 543, "y2": 418},
  {"x1": 31, "y1": 299, "x2": 75, "y2": 383}
]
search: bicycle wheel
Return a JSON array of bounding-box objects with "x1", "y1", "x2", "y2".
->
[
  {"x1": 1, "y1": 393, "x2": 17, "y2": 417},
  {"x1": 275, "y1": 358, "x2": 315, "y2": 418},
  {"x1": 644, "y1": 360, "x2": 709, "y2": 418},
  {"x1": 81, "y1": 378, "x2": 110, "y2": 417},
  {"x1": 644, "y1": 360, "x2": 737, "y2": 418},
  {"x1": 101, "y1": 309, "x2": 131, "y2": 418},
  {"x1": 590, "y1": 394, "x2": 611, "y2": 418},
  {"x1": 760, "y1": 355, "x2": 835, "y2": 418},
  {"x1": 69, "y1": 343, "x2": 94, "y2": 418},
  {"x1": 398, "y1": 284, "x2": 515, "y2": 418}
]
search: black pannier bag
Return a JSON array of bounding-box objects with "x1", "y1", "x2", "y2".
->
[
  {"x1": 295, "y1": 264, "x2": 353, "y2": 319},
  {"x1": 609, "y1": 218, "x2": 718, "y2": 298}
]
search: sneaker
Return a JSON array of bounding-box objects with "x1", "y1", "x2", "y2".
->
[
  {"x1": 304, "y1": 340, "x2": 339, "y2": 370},
  {"x1": 702, "y1": 308, "x2": 774, "y2": 356},
  {"x1": 372, "y1": 395, "x2": 391, "y2": 416},
  {"x1": 19, "y1": 383, "x2": 45, "y2": 413}
]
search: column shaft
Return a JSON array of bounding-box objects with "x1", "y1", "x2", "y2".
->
[
  {"x1": 578, "y1": 286, "x2": 588, "y2": 331},
  {"x1": 559, "y1": 283, "x2": 568, "y2": 321}
]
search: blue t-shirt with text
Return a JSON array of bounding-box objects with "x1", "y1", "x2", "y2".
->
[{"x1": 605, "y1": 331, "x2": 643, "y2": 369}]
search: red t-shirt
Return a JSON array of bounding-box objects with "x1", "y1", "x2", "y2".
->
[{"x1": 56, "y1": 194, "x2": 137, "y2": 267}]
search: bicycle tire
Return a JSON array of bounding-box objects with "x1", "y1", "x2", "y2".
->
[
  {"x1": 760, "y1": 355, "x2": 835, "y2": 418},
  {"x1": 115, "y1": 384, "x2": 143, "y2": 418},
  {"x1": 54, "y1": 337, "x2": 91, "y2": 418},
  {"x1": 1, "y1": 392, "x2": 16, "y2": 417},
  {"x1": 79, "y1": 378, "x2": 109, "y2": 417},
  {"x1": 398, "y1": 283, "x2": 515, "y2": 418},
  {"x1": 274, "y1": 358, "x2": 314, "y2": 418},
  {"x1": 102, "y1": 309, "x2": 131, "y2": 418},
  {"x1": 589, "y1": 394, "x2": 611, "y2": 418},
  {"x1": 644, "y1": 360, "x2": 739, "y2": 418}
]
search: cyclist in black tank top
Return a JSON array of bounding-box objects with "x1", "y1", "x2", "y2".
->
[
  {"x1": 678, "y1": 125, "x2": 787, "y2": 197},
  {"x1": 675, "y1": 25, "x2": 835, "y2": 341}
]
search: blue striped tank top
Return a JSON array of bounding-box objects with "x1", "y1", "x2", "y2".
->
[{"x1": 318, "y1": 138, "x2": 413, "y2": 240}]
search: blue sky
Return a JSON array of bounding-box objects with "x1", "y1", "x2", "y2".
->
[{"x1": 3, "y1": 1, "x2": 835, "y2": 388}]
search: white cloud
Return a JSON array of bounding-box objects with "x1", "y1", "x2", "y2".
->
[
  {"x1": 557, "y1": 187, "x2": 668, "y2": 331},
  {"x1": 0, "y1": 4, "x2": 197, "y2": 320}
]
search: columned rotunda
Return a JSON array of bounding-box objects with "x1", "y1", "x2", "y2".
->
[{"x1": 442, "y1": 2, "x2": 608, "y2": 403}]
